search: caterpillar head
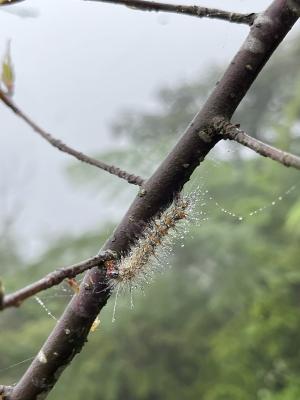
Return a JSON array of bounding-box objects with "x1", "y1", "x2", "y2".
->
[{"x1": 105, "y1": 260, "x2": 119, "y2": 279}]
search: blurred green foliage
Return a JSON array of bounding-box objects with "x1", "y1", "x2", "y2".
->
[{"x1": 1, "y1": 36, "x2": 300, "y2": 400}]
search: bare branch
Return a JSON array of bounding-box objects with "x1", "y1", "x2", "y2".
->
[
  {"x1": 0, "y1": 0, "x2": 26, "y2": 5},
  {"x1": 213, "y1": 118, "x2": 300, "y2": 170},
  {"x1": 85, "y1": 0, "x2": 257, "y2": 25},
  {"x1": 0, "y1": 90, "x2": 144, "y2": 186},
  {"x1": 0, "y1": 251, "x2": 116, "y2": 311}
]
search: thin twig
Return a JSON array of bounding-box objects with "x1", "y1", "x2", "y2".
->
[
  {"x1": 0, "y1": 90, "x2": 144, "y2": 186},
  {"x1": 85, "y1": 0, "x2": 256, "y2": 25},
  {"x1": 213, "y1": 118, "x2": 300, "y2": 170},
  {"x1": 0, "y1": 0, "x2": 25, "y2": 5},
  {"x1": 1, "y1": 251, "x2": 116, "y2": 310}
]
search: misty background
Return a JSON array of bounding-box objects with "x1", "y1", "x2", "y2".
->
[
  {"x1": 2, "y1": 2, "x2": 300, "y2": 399},
  {"x1": 0, "y1": 0, "x2": 279, "y2": 259}
]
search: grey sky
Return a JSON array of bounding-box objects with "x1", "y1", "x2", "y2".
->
[{"x1": 0, "y1": 0, "x2": 295, "y2": 258}]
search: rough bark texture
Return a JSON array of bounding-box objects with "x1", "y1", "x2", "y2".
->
[{"x1": 8, "y1": 1, "x2": 299, "y2": 399}]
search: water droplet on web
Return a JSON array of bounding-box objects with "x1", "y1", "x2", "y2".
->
[{"x1": 35, "y1": 296, "x2": 58, "y2": 322}]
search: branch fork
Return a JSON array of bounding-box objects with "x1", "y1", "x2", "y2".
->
[
  {"x1": 0, "y1": 250, "x2": 117, "y2": 311},
  {"x1": 213, "y1": 117, "x2": 300, "y2": 171}
]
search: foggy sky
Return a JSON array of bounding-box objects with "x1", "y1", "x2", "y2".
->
[{"x1": 0, "y1": 0, "x2": 293, "y2": 258}]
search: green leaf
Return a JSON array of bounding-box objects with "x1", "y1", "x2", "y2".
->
[{"x1": 1, "y1": 40, "x2": 14, "y2": 96}]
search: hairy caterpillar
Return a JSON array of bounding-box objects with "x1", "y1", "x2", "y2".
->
[{"x1": 105, "y1": 195, "x2": 196, "y2": 321}]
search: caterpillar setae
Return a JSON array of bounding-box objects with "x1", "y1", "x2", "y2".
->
[{"x1": 105, "y1": 194, "x2": 197, "y2": 320}]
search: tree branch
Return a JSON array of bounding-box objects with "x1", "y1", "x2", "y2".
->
[
  {"x1": 213, "y1": 118, "x2": 300, "y2": 170},
  {"x1": 0, "y1": 90, "x2": 144, "y2": 186},
  {"x1": 0, "y1": 0, "x2": 26, "y2": 5},
  {"x1": 0, "y1": 386, "x2": 12, "y2": 400},
  {"x1": 0, "y1": 251, "x2": 116, "y2": 311},
  {"x1": 8, "y1": 1, "x2": 300, "y2": 399},
  {"x1": 85, "y1": 0, "x2": 256, "y2": 25}
]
